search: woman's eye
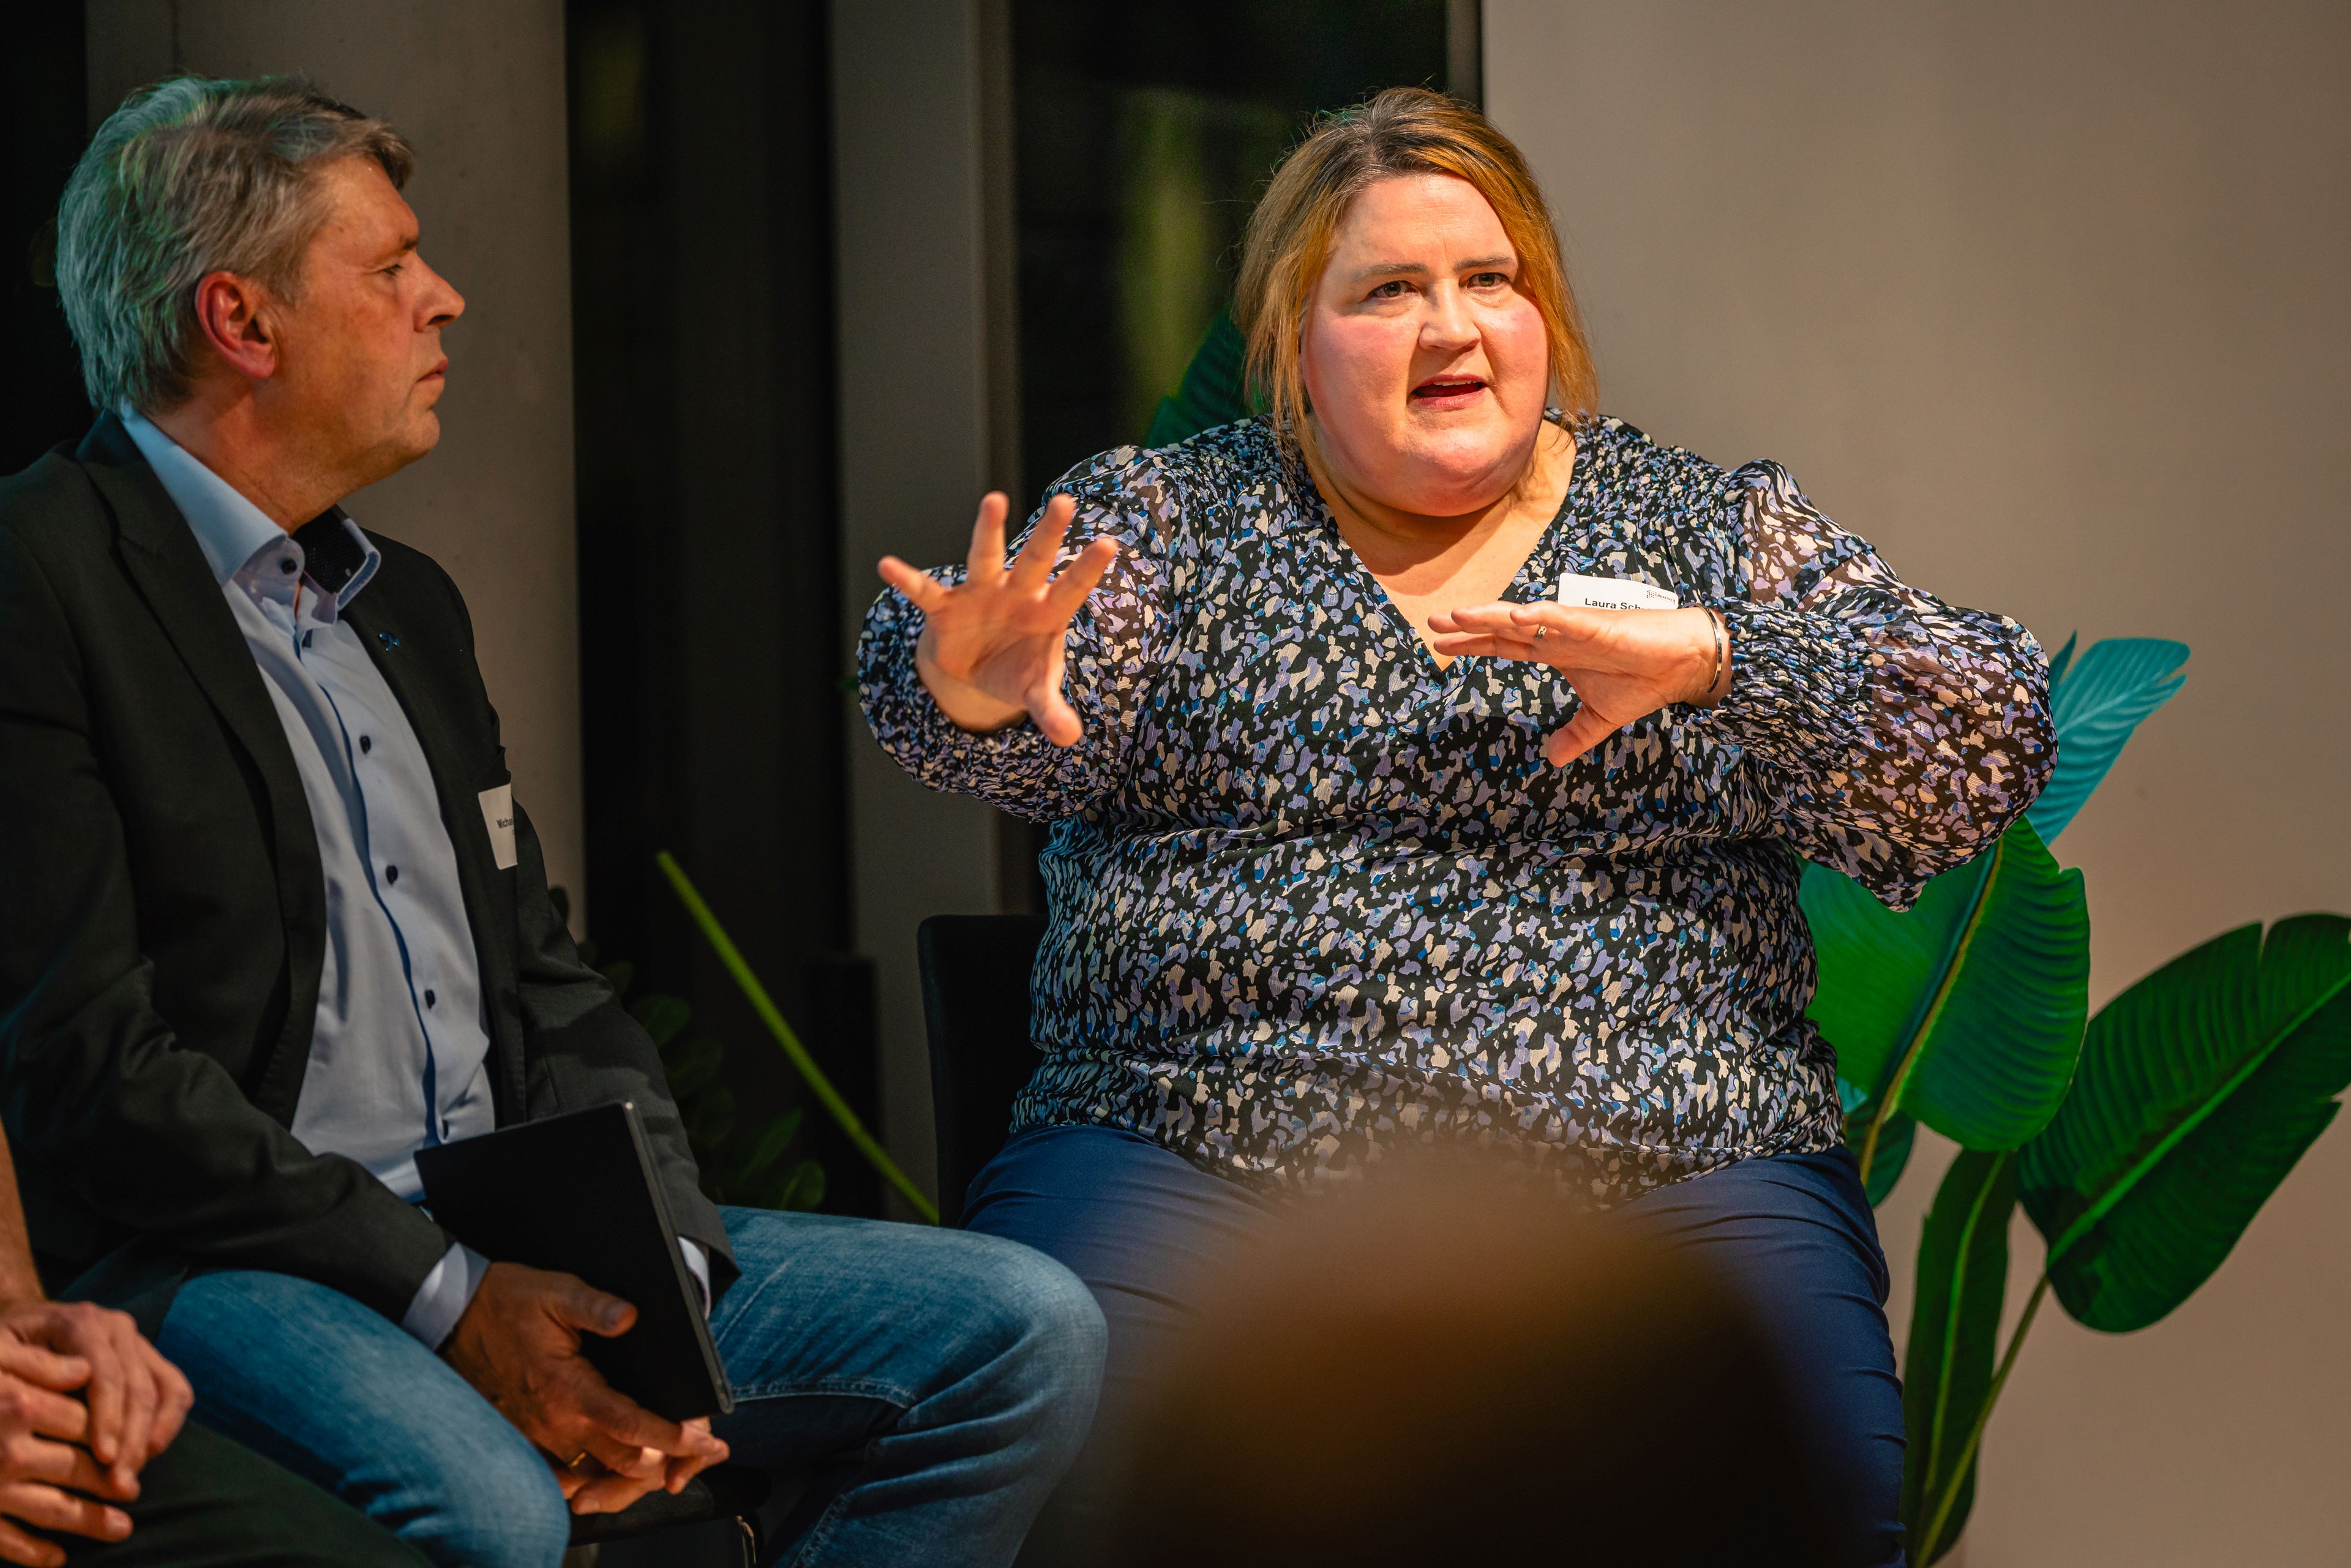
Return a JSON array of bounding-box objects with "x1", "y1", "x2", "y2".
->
[
  {"x1": 1468, "y1": 271, "x2": 1509, "y2": 290},
  {"x1": 1368, "y1": 280, "x2": 1410, "y2": 300}
]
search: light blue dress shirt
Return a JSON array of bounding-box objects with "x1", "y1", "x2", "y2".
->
[
  {"x1": 122, "y1": 409, "x2": 501, "y2": 1345},
  {"x1": 122, "y1": 411, "x2": 711, "y2": 1345}
]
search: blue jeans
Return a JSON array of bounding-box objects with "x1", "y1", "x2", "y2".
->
[
  {"x1": 156, "y1": 1208, "x2": 1106, "y2": 1568},
  {"x1": 964, "y1": 1125, "x2": 1907, "y2": 1567}
]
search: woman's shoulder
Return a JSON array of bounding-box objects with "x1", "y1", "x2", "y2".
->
[
  {"x1": 1576, "y1": 413, "x2": 1810, "y2": 516},
  {"x1": 1043, "y1": 416, "x2": 1290, "y2": 553}
]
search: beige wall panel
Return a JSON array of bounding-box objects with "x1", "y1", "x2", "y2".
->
[
  {"x1": 1488, "y1": 3, "x2": 2350, "y2": 1562},
  {"x1": 831, "y1": 0, "x2": 1006, "y2": 1206},
  {"x1": 88, "y1": 0, "x2": 585, "y2": 923}
]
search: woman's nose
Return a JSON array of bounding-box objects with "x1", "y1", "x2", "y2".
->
[{"x1": 1420, "y1": 282, "x2": 1479, "y2": 351}]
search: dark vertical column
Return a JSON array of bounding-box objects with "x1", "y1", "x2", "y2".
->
[
  {"x1": 0, "y1": 3, "x2": 89, "y2": 477},
  {"x1": 569, "y1": 0, "x2": 867, "y2": 1212}
]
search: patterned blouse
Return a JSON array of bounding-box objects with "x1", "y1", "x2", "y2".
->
[{"x1": 860, "y1": 415, "x2": 2054, "y2": 1201}]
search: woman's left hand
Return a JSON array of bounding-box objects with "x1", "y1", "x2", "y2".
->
[{"x1": 1427, "y1": 602, "x2": 1728, "y2": 767}]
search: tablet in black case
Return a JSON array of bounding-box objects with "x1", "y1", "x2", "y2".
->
[{"x1": 416, "y1": 1101, "x2": 734, "y2": 1421}]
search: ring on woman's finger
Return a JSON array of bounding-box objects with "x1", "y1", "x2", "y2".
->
[{"x1": 1532, "y1": 626, "x2": 1547, "y2": 640}]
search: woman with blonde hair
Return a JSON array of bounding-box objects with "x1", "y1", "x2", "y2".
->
[{"x1": 861, "y1": 87, "x2": 2050, "y2": 1562}]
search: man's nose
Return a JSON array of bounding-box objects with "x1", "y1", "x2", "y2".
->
[{"x1": 419, "y1": 257, "x2": 465, "y2": 328}]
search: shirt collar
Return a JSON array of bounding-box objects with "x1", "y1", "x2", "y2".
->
[{"x1": 118, "y1": 405, "x2": 380, "y2": 612}]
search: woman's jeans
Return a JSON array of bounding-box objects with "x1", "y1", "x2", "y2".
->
[
  {"x1": 156, "y1": 1207, "x2": 1106, "y2": 1568},
  {"x1": 964, "y1": 1125, "x2": 1908, "y2": 1567}
]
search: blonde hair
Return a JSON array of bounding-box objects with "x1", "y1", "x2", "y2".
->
[{"x1": 1234, "y1": 87, "x2": 1596, "y2": 438}]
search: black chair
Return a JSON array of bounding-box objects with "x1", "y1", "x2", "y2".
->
[{"x1": 918, "y1": 914, "x2": 1048, "y2": 1226}]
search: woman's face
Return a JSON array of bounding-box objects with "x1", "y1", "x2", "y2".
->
[{"x1": 1300, "y1": 172, "x2": 1551, "y2": 518}]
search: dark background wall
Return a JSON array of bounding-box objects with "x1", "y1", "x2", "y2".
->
[
  {"x1": 1, "y1": 9, "x2": 92, "y2": 475},
  {"x1": 566, "y1": 0, "x2": 871, "y2": 1214}
]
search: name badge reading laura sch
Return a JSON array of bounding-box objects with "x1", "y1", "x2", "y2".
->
[
  {"x1": 478, "y1": 783, "x2": 518, "y2": 870},
  {"x1": 1556, "y1": 571, "x2": 1679, "y2": 612}
]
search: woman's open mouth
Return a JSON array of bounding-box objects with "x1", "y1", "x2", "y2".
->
[{"x1": 1409, "y1": 375, "x2": 1487, "y2": 408}]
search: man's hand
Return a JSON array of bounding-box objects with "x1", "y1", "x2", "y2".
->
[
  {"x1": 441, "y1": 1262, "x2": 727, "y2": 1516},
  {"x1": 0, "y1": 1341, "x2": 136, "y2": 1567},
  {"x1": 1427, "y1": 602, "x2": 1729, "y2": 766},
  {"x1": 0, "y1": 1301, "x2": 188, "y2": 1497}
]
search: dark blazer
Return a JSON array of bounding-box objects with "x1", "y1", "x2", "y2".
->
[{"x1": 0, "y1": 415, "x2": 733, "y2": 1325}]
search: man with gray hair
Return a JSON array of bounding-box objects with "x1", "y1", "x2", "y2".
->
[{"x1": 0, "y1": 76, "x2": 1103, "y2": 1568}]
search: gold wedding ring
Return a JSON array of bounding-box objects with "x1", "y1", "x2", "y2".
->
[{"x1": 566, "y1": 1450, "x2": 591, "y2": 1470}]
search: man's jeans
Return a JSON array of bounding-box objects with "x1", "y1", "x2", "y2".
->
[{"x1": 154, "y1": 1208, "x2": 1107, "y2": 1568}]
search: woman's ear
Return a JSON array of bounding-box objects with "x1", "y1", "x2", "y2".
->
[{"x1": 189, "y1": 270, "x2": 280, "y2": 383}]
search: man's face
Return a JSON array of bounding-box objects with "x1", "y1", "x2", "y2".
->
[{"x1": 263, "y1": 157, "x2": 464, "y2": 488}]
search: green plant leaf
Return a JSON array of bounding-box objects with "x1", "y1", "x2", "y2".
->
[
  {"x1": 1145, "y1": 310, "x2": 1251, "y2": 446},
  {"x1": 598, "y1": 959, "x2": 636, "y2": 1000},
  {"x1": 1901, "y1": 1149, "x2": 2018, "y2": 1563},
  {"x1": 661, "y1": 1034, "x2": 724, "y2": 1099},
  {"x1": 1802, "y1": 817, "x2": 2090, "y2": 1164},
  {"x1": 774, "y1": 1158, "x2": 827, "y2": 1213},
  {"x1": 2026, "y1": 637, "x2": 2189, "y2": 844},
  {"x1": 1853, "y1": 1105, "x2": 1918, "y2": 1206},
  {"x1": 725, "y1": 1108, "x2": 804, "y2": 1191},
  {"x1": 2044, "y1": 631, "x2": 2077, "y2": 688},
  {"x1": 683, "y1": 1084, "x2": 737, "y2": 1154},
  {"x1": 631, "y1": 991, "x2": 692, "y2": 1049},
  {"x1": 2020, "y1": 915, "x2": 2351, "y2": 1332}
]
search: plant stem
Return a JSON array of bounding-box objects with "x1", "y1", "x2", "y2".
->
[
  {"x1": 1859, "y1": 842, "x2": 2004, "y2": 1190},
  {"x1": 657, "y1": 852, "x2": 942, "y2": 1225},
  {"x1": 1919, "y1": 1272, "x2": 2050, "y2": 1562}
]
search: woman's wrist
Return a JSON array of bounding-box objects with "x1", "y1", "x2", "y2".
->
[{"x1": 1684, "y1": 607, "x2": 1730, "y2": 707}]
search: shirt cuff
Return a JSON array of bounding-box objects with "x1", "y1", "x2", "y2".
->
[
  {"x1": 680, "y1": 1239, "x2": 711, "y2": 1318},
  {"x1": 400, "y1": 1242, "x2": 491, "y2": 1349}
]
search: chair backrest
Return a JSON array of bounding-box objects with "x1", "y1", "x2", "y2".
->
[{"x1": 917, "y1": 913, "x2": 1048, "y2": 1226}]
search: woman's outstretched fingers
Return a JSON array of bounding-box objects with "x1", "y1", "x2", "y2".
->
[
  {"x1": 1046, "y1": 536, "x2": 1120, "y2": 617},
  {"x1": 966, "y1": 492, "x2": 1011, "y2": 580},
  {"x1": 1010, "y1": 493, "x2": 1076, "y2": 590},
  {"x1": 876, "y1": 555, "x2": 951, "y2": 612}
]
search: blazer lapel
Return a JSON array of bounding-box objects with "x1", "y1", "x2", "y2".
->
[{"x1": 80, "y1": 418, "x2": 329, "y2": 1105}]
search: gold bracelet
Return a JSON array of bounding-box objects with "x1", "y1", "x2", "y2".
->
[{"x1": 1706, "y1": 608, "x2": 1727, "y2": 697}]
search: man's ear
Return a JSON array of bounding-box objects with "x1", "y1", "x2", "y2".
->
[{"x1": 189, "y1": 270, "x2": 280, "y2": 382}]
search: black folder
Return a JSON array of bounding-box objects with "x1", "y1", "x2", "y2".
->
[{"x1": 414, "y1": 1101, "x2": 733, "y2": 1421}]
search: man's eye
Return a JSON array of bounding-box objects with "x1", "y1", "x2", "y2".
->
[{"x1": 383, "y1": 263, "x2": 405, "y2": 277}]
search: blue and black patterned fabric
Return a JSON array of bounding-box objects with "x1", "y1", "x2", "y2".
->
[{"x1": 860, "y1": 414, "x2": 2054, "y2": 1202}]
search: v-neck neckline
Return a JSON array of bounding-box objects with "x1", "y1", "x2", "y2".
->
[{"x1": 1297, "y1": 413, "x2": 1587, "y2": 682}]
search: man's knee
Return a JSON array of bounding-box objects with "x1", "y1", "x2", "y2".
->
[
  {"x1": 954, "y1": 1234, "x2": 1109, "y2": 1442},
  {"x1": 407, "y1": 1444, "x2": 573, "y2": 1568}
]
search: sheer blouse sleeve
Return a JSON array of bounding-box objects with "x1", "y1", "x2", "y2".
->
[
  {"x1": 1704, "y1": 461, "x2": 2055, "y2": 910},
  {"x1": 857, "y1": 451, "x2": 1180, "y2": 823}
]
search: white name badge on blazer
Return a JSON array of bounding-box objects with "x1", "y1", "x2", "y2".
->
[
  {"x1": 1556, "y1": 571, "x2": 1679, "y2": 612},
  {"x1": 478, "y1": 783, "x2": 518, "y2": 870}
]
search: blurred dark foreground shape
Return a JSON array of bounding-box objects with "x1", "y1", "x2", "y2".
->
[{"x1": 1103, "y1": 1158, "x2": 1856, "y2": 1568}]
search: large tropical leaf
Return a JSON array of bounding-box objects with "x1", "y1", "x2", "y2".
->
[
  {"x1": 2020, "y1": 915, "x2": 2351, "y2": 1332},
  {"x1": 1802, "y1": 817, "x2": 2089, "y2": 1169},
  {"x1": 2026, "y1": 637, "x2": 2188, "y2": 844},
  {"x1": 1145, "y1": 310, "x2": 1251, "y2": 446},
  {"x1": 1901, "y1": 1149, "x2": 2019, "y2": 1563},
  {"x1": 1837, "y1": 1087, "x2": 1916, "y2": 1206}
]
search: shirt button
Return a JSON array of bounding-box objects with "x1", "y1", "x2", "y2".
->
[
  {"x1": 385, "y1": 865, "x2": 399, "y2": 884},
  {"x1": 359, "y1": 735, "x2": 372, "y2": 754},
  {"x1": 279, "y1": 558, "x2": 296, "y2": 575},
  {"x1": 424, "y1": 989, "x2": 437, "y2": 1008}
]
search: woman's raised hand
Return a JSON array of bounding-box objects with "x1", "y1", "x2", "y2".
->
[
  {"x1": 1427, "y1": 602, "x2": 1728, "y2": 767},
  {"x1": 877, "y1": 492, "x2": 1120, "y2": 746}
]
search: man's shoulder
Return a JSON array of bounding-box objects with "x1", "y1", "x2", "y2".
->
[{"x1": 0, "y1": 444, "x2": 115, "y2": 564}]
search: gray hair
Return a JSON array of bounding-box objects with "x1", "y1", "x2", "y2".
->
[{"x1": 56, "y1": 76, "x2": 413, "y2": 415}]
